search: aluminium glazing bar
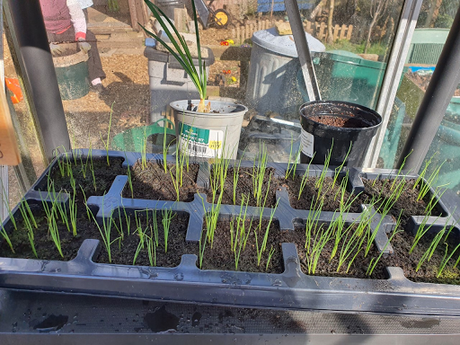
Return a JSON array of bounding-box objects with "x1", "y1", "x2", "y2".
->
[{"x1": 363, "y1": 0, "x2": 422, "y2": 168}]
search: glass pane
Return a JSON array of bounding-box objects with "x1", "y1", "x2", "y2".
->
[{"x1": 392, "y1": 0, "x2": 460, "y2": 196}]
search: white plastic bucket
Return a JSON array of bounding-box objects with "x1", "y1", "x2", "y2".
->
[{"x1": 169, "y1": 99, "x2": 248, "y2": 159}]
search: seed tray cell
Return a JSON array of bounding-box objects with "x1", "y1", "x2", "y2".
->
[{"x1": 1, "y1": 150, "x2": 460, "y2": 316}]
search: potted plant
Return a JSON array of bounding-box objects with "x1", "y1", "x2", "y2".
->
[
  {"x1": 142, "y1": 0, "x2": 247, "y2": 159},
  {"x1": 1, "y1": 146, "x2": 460, "y2": 319}
]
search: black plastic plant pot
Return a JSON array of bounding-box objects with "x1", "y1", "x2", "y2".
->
[
  {"x1": 299, "y1": 101, "x2": 382, "y2": 167},
  {"x1": 2, "y1": 149, "x2": 460, "y2": 318}
]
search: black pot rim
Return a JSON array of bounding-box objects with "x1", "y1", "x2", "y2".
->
[{"x1": 300, "y1": 100, "x2": 383, "y2": 133}]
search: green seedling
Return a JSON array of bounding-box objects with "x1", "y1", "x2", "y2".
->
[
  {"x1": 230, "y1": 194, "x2": 253, "y2": 270},
  {"x1": 252, "y1": 143, "x2": 268, "y2": 207},
  {"x1": 162, "y1": 208, "x2": 175, "y2": 253},
  {"x1": 367, "y1": 228, "x2": 403, "y2": 276},
  {"x1": 416, "y1": 224, "x2": 452, "y2": 272},
  {"x1": 141, "y1": 127, "x2": 148, "y2": 170},
  {"x1": 0, "y1": 223, "x2": 14, "y2": 253},
  {"x1": 232, "y1": 155, "x2": 244, "y2": 204},
  {"x1": 100, "y1": 104, "x2": 114, "y2": 166},
  {"x1": 331, "y1": 142, "x2": 352, "y2": 190},
  {"x1": 298, "y1": 152, "x2": 316, "y2": 200},
  {"x1": 254, "y1": 199, "x2": 279, "y2": 267},
  {"x1": 126, "y1": 161, "x2": 134, "y2": 199},
  {"x1": 417, "y1": 162, "x2": 446, "y2": 202},
  {"x1": 285, "y1": 136, "x2": 300, "y2": 180}
]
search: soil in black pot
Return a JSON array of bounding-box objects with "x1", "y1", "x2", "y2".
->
[
  {"x1": 198, "y1": 219, "x2": 284, "y2": 274},
  {"x1": 123, "y1": 160, "x2": 199, "y2": 202},
  {"x1": 282, "y1": 176, "x2": 362, "y2": 212},
  {"x1": 96, "y1": 211, "x2": 191, "y2": 267},
  {"x1": 207, "y1": 167, "x2": 279, "y2": 208}
]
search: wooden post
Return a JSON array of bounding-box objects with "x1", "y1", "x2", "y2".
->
[
  {"x1": 319, "y1": 22, "x2": 326, "y2": 40},
  {"x1": 340, "y1": 24, "x2": 347, "y2": 39},
  {"x1": 333, "y1": 24, "x2": 339, "y2": 41},
  {"x1": 346, "y1": 25, "x2": 353, "y2": 40}
]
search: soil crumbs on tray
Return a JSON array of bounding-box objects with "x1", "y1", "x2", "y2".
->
[{"x1": 124, "y1": 161, "x2": 199, "y2": 202}]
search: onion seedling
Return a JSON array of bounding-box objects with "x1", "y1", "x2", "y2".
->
[
  {"x1": 285, "y1": 136, "x2": 300, "y2": 180},
  {"x1": 86, "y1": 198, "x2": 119, "y2": 263},
  {"x1": 0, "y1": 223, "x2": 14, "y2": 253},
  {"x1": 142, "y1": 0, "x2": 208, "y2": 112},
  {"x1": 297, "y1": 152, "x2": 315, "y2": 200},
  {"x1": 366, "y1": 228, "x2": 403, "y2": 276},
  {"x1": 416, "y1": 222, "x2": 453, "y2": 272},
  {"x1": 254, "y1": 199, "x2": 279, "y2": 267},
  {"x1": 162, "y1": 208, "x2": 175, "y2": 253},
  {"x1": 230, "y1": 194, "x2": 253, "y2": 270},
  {"x1": 252, "y1": 143, "x2": 268, "y2": 207},
  {"x1": 100, "y1": 104, "x2": 114, "y2": 166}
]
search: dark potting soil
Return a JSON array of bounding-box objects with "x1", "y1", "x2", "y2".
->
[
  {"x1": 282, "y1": 176, "x2": 362, "y2": 212},
  {"x1": 309, "y1": 115, "x2": 368, "y2": 128},
  {"x1": 207, "y1": 167, "x2": 279, "y2": 208},
  {"x1": 96, "y1": 212, "x2": 191, "y2": 267},
  {"x1": 198, "y1": 219, "x2": 284, "y2": 274},
  {"x1": 0, "y1": 208, "x2": 99, "y2": 261},
  {"x1": 37, "y1": 157, "x2": 126, "y2": 197},
  {"x1": 123, "y1": 161, "x2": 199, "y2": 202},
  {"x1": 384, "y1": 230, "x2": 460, "y2": 285},
  {"x1": 359, "y1": 178, "x2": 443, "y2": 230},
  {"x1": 282, "y1": 227, "x2": 386, "y2": 279}
]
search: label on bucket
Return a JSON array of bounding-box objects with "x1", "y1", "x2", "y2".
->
[
  {"x1": 301, "y1": 129, "x2": 314, "y2": 158},
  {"x1": 179, "y1": 123, "x2": 223, "y2": 158}
]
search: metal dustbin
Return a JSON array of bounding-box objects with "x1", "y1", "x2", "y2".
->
[
  {"x1": 245, "y1": 27, "x2": 325, "y2": 119},
  {"x1": 144, "y1": 38, "x2": 215, "y2": 124}
]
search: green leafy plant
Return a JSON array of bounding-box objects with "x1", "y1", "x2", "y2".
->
[{"x1": 142, "y1": 0, "x2": 208, "y2": 112}]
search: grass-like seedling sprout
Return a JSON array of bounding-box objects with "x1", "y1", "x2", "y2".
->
[
  {"x1": 162, "y1": 208, "x2": 175, "y2": 253},
  {"x1": 417, "y1": 161, "x2": 446, "y2": 202},
  {"x1": 305, "y1": 222, "x2": 334, "y2": 275},
  {"x1": 254, "y1": 199, "x2": 279, "y2": 267},
  {"x1": 18, "y1": 200, "x2": 37, "y2": 258},
  {"x1": 1, "y1": 183, "x2": 17, "y2": 231},
  {"x1": 0, "y1": 223, "x2": 14, "y2": 253},
  {"x1": 140, "y1": 128, "x2": 148, "y2": 170},
  {"x1": 146, "y1": 227, "x2": 157, "y2": 266},
  {"x1": 232, "y1": 155, "x2": 244, "y2": 204},
  {"x1": 99, "y1": 104, "x2": 114, "y2": 166},
  {"x1": 198, "y1": 192, "x2": 223, "y2": 268},
  {"x1": 331, "y1": 142, "x2": 352, "y2": 190},
  {"x1": 142, "y1": 0, "x2": 208, "y2": 112},
  {"x1": 86, "y1": 198, "x2": 119, "y2": 263},
  {"x1": 413, "y1": 153, "x2": 435, "y2": 191},
  {"x1": 366, "y1": 228, "x2": 403, "y2": 276},
  {"x1": 252, "y1": 143, "x2": 268, "y2": 207},
  {"x1": 230, "y1": 194, "x2": 253, "y2": 270},
  {"x1": 298, "y1": 152, "x2": 315, "y2": 200},
  {"x1": 410, "y1": 208, "x2": 442, "y2": 254},
  {"x1": 416, "y1": 222, "x2": 453, "y2": 272},
  {"x1": 285, "y1": 136, "x2": 300, "y2": 180},
  {"x1": 315, "y1": 142, "x2": 333, "y2": 200},
  {"x1": 162, "y1": 125, "x2": 169, "y2": 173},
  {"x1": 126, "y1": 161, "x2": 134, "y2": 199},
  {"x1": 87, "y1": 143, "x2": 97, "y2": 192}
]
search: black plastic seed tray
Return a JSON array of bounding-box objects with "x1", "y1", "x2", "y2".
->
[{"x1": 1, "y1": 149, "x2": 460, "y2": 316}]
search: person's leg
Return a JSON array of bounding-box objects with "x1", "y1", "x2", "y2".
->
[{"x1": 85, "y1": 29, "x2": 106, "y2": 86}]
